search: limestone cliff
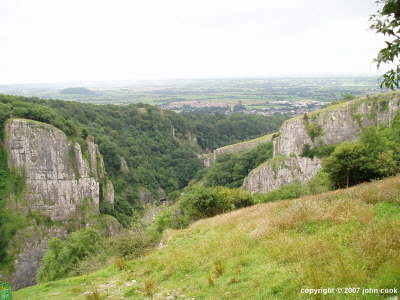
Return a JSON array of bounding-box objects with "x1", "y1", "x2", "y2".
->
[
  {"x1": 2, "y1": 118, "x2": 116, "y2": 289},
  {"x1": 242, "y1": 92, "x2": 400, "y2": 193},
  {"x1": 242, "y1": 156, "x2": 321, "y2": 193}
]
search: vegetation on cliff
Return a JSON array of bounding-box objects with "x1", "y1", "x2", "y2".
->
[
  {"x1": 0, "y1": 94, "x2": 285, "y2": 226},
  {"x1": 324, "y1": 113, "x2": 400, "y2": 188},
  {"x1": 198, "y1": 142, "x2": 274, "y2": 188},
  {"x1": 0, "y1": 147, "x2": 26, "y2": 273}
]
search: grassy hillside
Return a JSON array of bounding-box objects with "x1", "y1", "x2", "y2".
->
[{"x1": 15, "y1": 176, "x2": 400, "y2": 299}]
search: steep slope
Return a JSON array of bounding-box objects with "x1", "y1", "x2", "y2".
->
[
  {"x1": 1, "y1": 119, "x2": 116, "y2": 289},
  {"x1": 14, "y1": 176, "x2": 400, "y2": 300},
  {"x1": 201, "y1": 133, "x2": 274, "y2": 167},
  {"x1": 243, "y1": 92, "x2": 400, "y2": 193}
]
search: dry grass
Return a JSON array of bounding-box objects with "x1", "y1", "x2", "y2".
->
[
  {"x1": 143, "y1": 277, "x2": 156, "y2": 297},
  {"x1": 154, "y1": 176, "x2": 400, "y2": 297},
  {"x1": 113, "y1": 256, "x2": 127, "y2": 271},
  {"x1": 84, "y1": 290, "x2": 102, "y2": 300},
  {"x1": 14, "y1": 176, "x2": 400, "y2": 300},
  {"x1": 188, "y1": 176, "x2": 400, "y2": 237}
]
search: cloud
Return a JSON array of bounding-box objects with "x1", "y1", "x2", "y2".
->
[{"x1": 0, "y1": 0, "x2": 385, "y2": 83}]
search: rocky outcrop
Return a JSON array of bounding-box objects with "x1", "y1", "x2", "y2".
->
[
  {"x1": 5, "y1": 119, "x2": 102, "y2": 221},
  {"x1": 10, "y1": 226, "x2": 66, "y2": 290},
  {"x1": 102, "y1": 180, "x2": 115, "y2": 205},
  {"x1": 243, "y1": 92, "x2": 400, "y2": 193},
  {"x1": 242, "y1": 156, "x2": 321, "y2": 193},
  {"x1": 274, "y1": 93, "x2": 400, "y2": 157},
  {"x1": 138, "y1": 187, "x2": 153, "y2": 203},
  {"x1": 120, "y1": 156, "x2": 129, "y2": 173},
  {"x1": 86, "y1": 136, "x2": 105, "y2": 179},
  {"x1": 3, "y1": 118, "x2": 116, "y2": 289},
  {"x1": 201, "y1": 133, "x2": 274, "y2": 167}
]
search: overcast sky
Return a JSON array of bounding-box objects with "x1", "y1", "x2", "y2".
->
[{"x1": 0, "y1": 0, "x2": 387, "y2": 84}]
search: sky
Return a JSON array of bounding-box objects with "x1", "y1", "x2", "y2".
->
[{"x1": 0, "y1": 0, "x2": 388, "y2": 84}]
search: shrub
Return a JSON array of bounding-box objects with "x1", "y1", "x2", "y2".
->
[
  {"x1": 302, "y1": 143, "x2": 336, "y2": 158},
  {"x1": 179, "y1": 185, "x2": 231, "y2": 219},
  {"x1": 37, "y1": 228, "x2": 102, "y2": 282},
  {"x1": 111, "y1": 229, "x2": 151, "y2": 259},
  {"x1": 143, "y1": 277, "x2": 156, "y2": 297},
  {"x1": 303, "y1": 114, "x2": 323, "y2": 141},
  {"x1": 255, "y1": 182, "x2": 307, "y2": 203},
  {"x1": 179, "y1": 185, "x2": 254, "y2": 221},
  {"x1": 254, "y1": 172, "x2": 332, "y2": 203},
  {"x1": 149, "y1": 206, "x2": 188, "y2": 238}
]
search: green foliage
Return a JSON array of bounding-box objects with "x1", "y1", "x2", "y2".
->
[
  {"x1": 179, "y1": 185, "x2": 253, "y2": 221},
  {"x1": 254, "y1": 172, "x2": 332, "y2": 203},
  {"x1": 0, "y1": 281, "x2": 12, "y2": 300},
  {"x1": 151, "y1": 186, "x2": 256, "y2": 236},
  {"x1": 149, "y1": 206, "x2": 188, "y2": 238},
  {"x1": 323, "y1": 117, "x2": 400, "y2": 188},
  {"x1": 370, "y1": 0, "x2": 400, "y2": 89},
  {"x1": 303, "y1": 114, "x2": 323, "y2": 141},
  {"x1": 0, "y1": 95, "x2": 78, "y2": 137},
  {"x1": 301, "y1": 143, "x2": 336, "y2": 158},
  {"x1": 182, "y1": 113, "x2": 287, "y2": 150},
  {"x1": 0, "y1": 94, "x2": 285, "y2": 226},
  {"x1": 323, "y1": 142, "x2": 379, "y2": 188},
  {"x1": 255, "y1": 182, "x2": 307, "y2": 203},
  {"x1": 203, "y1": 142, "x2": 273, "y2": 188},
  {"x1": 110, "y1": 229, "x2": 152, "y2": 259},
  {"x1": 37, "y1": 228, "x2": 101, "y2": 282},
  {"x1": 0, "y1": 147, "x2": 26, "y2": 271}
]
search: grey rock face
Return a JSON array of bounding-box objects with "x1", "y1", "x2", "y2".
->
[
  {"x1": 139, "y1": 187, "x2": 153, "y2": 203},
  {"x1": 3, "y1": 119, "x2": 115, "y2": 290},
  {"x1": 120, "y1": 156, "x2": 129, "y2": 173},
  {"x1": 243, "y1": 93, "x2": 400, "y2": 193},
  {"x1": 5, "y1": 119, "x2": 100, "y2": 221},
  {"x1": 274, "y1": 94, "x2": 400, "y2": 157},
  {"x1": 10, "y1": 226, "x2": 66, "y2": 290},
  {"x1": 86, "y1": 136, "x2": 106, "y2": 179},
  {"x1": 103, "y1": 180, "x2": 115, "y2": 205},
  {"x1": 242, "y1": 156, "x2": 321, "y2": 193}
]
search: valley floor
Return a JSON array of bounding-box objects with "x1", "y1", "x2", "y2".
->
[{"x1": 15, "y1": 176, "x2": 400, "y2": 300}]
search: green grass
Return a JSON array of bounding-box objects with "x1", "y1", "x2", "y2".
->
[
  {"x1": 216, "y1": 133, "x2": 274, "y2": 153},
  {"x1": 286, "y1": 91, "x2": 399, "y2": 123},
  {"x1": 14, "y1": 176, "x2": 400, "y2": 299}
]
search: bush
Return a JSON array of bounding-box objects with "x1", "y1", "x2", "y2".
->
[
  {"x1": 150, "y1": 206, "x2": 188, "y2": 237},
  {"x1": 255, "y1": 182, "x2": 307, "y2": 203},
  {"x1": 37, "y1": 228, "x2": 102, "y2": 282},
  {"x1": 302, "y1": 144, "x2": 336, "y2": 158},
  {"x1": 179, "y1": 185, "x2": 253, "y2": 221},
  {"x1": 111, "y1": 229, "x2": 151, "y2": 259}
]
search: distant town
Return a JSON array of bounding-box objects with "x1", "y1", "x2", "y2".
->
[
  {"x1": 161, "y1": 99, "x2": 330, "y2": 117},
  {"x1": 0, "y1": 77, "x2": 381, "y2": 117}
]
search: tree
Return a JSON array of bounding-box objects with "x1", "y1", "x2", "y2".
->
[
  {"x1": 323, "y1": 142, "x2": 378, "y2": 188},
  {"x1": 370, "y1": 0, "x2": 400, "y2": 88}
]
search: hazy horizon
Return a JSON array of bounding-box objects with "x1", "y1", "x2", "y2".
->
[{"x1": 1, "y1": 0, "x2": 387, "y2": 84}]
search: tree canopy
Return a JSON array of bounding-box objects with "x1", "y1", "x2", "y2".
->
[{"x1": 370, "y1": 0, "x2": 400, "y2": 88}]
